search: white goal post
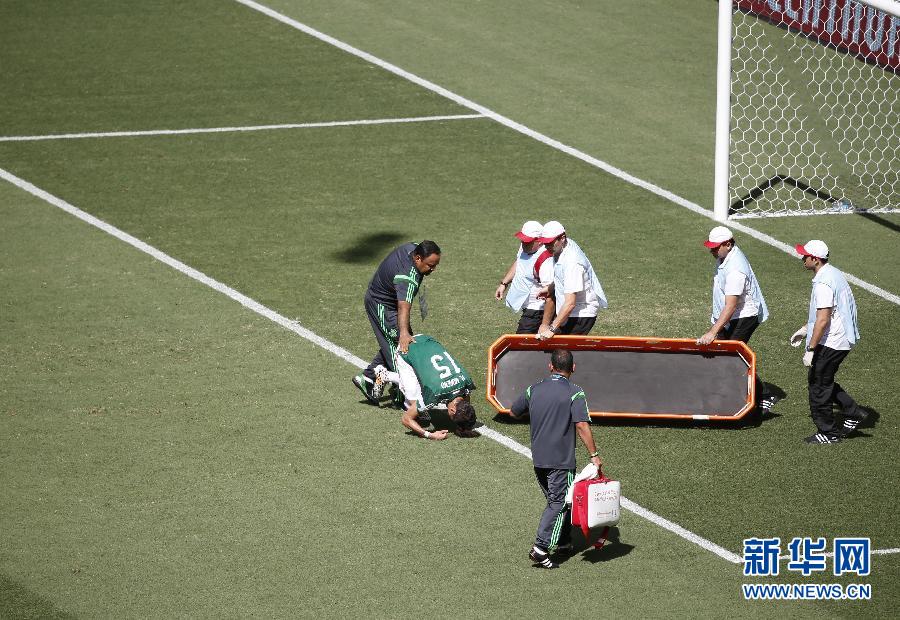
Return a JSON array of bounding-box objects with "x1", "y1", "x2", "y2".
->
[{"x1": 714, "y1": 0, "x2": 900, "y2": 220}]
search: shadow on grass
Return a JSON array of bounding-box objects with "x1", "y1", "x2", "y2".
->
[
  {"x1": 553, "y1": 528, "x2": 634, "y2": 566},
  {"x1": 762, "y1": 381, "x2": 787, "y2": 403},
  {"x1": 331, "y1": 232, "x2": 406, "y2": 264},
  {"x1": 859, "y1": 212, "x2": 900, "y2": 234},
  {"x1": 0, "y1": 573, "x2": 74, "y2": 619},
  {"x1": 491, "y1": 413, "x2": 528, "y2": 426},
  {"x1": 495, "y1": 381, "x2": 791, "y2": 432}
]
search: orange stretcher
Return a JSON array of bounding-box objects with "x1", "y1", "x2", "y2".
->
[{"x1": 486, "y1": 335, "x2": 757, "y2": 421}]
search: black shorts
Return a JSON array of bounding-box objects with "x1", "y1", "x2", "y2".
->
[
  {"x1": 558, "y1": 316, "x2": 596, "y2": 335},
  {"x1": 721, "y1": 315, "x2": 760, "y2": 343},
  {"x1": 516, "y1": 309, "x2": 544, "y2": 334}
]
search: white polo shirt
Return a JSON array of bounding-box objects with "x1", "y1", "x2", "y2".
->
[
  {"x1": 720, "y1": 251, "x2": 760, "y2": 319},
  {"x1": 555, "y1": 242, "x2": 601, "y2": 318},
  {"x1": 813, "y1": 282, "x2": 851, "y2": 350}
]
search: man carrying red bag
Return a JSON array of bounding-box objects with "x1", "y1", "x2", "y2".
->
[{"x1": 509, "y1": 349, "x2": 603, "y2": 569}]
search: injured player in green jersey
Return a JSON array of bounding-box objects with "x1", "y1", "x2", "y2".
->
[{"x1": 374, "y1": 334, "x2": 478, "y2": 440}]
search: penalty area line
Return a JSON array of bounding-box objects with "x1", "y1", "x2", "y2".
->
[
  {"x1": 1, "y1": 164, "x2": 743, "y2": 566},
  {"x1": 0, "y1": 114, "x2": 486, "y2": 142}
]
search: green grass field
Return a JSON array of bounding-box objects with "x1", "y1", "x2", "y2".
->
[{"x1": 2, "y1": 1, "x2": 898, "y2": 617}]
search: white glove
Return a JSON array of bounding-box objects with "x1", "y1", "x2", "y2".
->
[
  {"x1": 790, "y1": 325, "x2": 808, "y2": 347},
  {"x1": 803, "y1": 349, "x2": 814, "y2": 367}
]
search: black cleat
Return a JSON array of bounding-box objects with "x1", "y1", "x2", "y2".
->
[{"x1": 529, "y1": 546, "x2": 557, "y2": 569}]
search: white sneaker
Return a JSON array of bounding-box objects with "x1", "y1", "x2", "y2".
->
[
  {"x1": 373, "y1": 364, "x2": 390, "y2": 382},
  {"x1": 372, "y1": 365, "x2": 388, "y2": 399}
]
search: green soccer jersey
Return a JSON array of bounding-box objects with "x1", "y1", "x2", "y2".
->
[{"x1": 399, "y1": 335, "x2": 476, "y2": 409}]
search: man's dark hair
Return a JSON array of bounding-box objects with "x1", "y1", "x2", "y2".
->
[
  {"x1": 550, "y1": 349, "x2": 574, "y2": 373},
  {"x1": 413, "y1": 240, "x2": 441, "y2": 259},
  {"x1": 451, "y1": 399, "x2": 477, "y2": 432}
]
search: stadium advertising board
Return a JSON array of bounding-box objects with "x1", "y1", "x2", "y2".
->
[{"x1": 736, "y1": 0, "x2": 900, "y2": 70}]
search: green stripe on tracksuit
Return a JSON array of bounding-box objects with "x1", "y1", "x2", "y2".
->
[
  {"x1": 390, "y1": 269, "x2": 419, "y2": 304},
  {"x1": 374, "y1": 302, "x2": 402, "y2": 406},
  {"x1": 393, "y1": 274, "x2": 418, "y2": 287},
  {"x1": 534, "y1": 468, "x2": 574, "y2": 551},
  {"x1": 377, "y1": 303, "x2": 397, "y2": 365},
  {"x1": 549, "y1": 471, "x2": 575, "y2": 549},
  {"x1": 362, "y1": 295, "x2": 400, "y2": 383},
  {"x1": 404, "y1": 267, "x2": 418, "y2": 303}
]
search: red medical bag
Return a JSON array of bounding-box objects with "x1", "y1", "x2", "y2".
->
[{"x1": 571, "y1": 469, "x2": 621, "y2": 549}]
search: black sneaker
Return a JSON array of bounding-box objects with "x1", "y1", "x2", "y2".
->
[
  {"x1": 804, "y1": 432, "x2": 842, "y2": 445},
  {"x1": 352, "y1": 374, "x2": 378, "y2": 404},
  {"x1": 759, "y1": 395, "x2": 780, "y2": 412},
  {"x1": 857, "y1": 407, "x2": 879, "y2": 429},
  {"x1": 847, "y1": 405, "x2": 870, "y2": 421},
  {"x1": 529, "y1": 546, "x2": 557, "y2": 569},
  {"x1": 553, "y1": 543, "x2": 574, "y2": 556},
  {"x1": 837, "y1": 414, "x2": 865, "y2": 437},
  {"x1": 835, "y1": 406, "x2": 871, "y2": 437},
  {"x1": 837, "y1": 419, "x2": 859, "y2": 437}
]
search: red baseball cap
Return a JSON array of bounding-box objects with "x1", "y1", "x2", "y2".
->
[
  {"x1": 537, "y1": 220, "x2": 566, "y2": 244},
  {"x1": 515, "y1": 221, "x2": 543, "y2": 242},
  {"x1": 703, "y1": 226, "x2": 733, "y2": 248},
  {"x1": 795, "y1": 240, "x2": 829, "y2": 259}
]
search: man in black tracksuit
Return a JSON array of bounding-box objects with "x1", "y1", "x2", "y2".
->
[
  {"x1": 510, "y1": 349, "x2": 603, "y2": 569},
  {"x1": 352, "y1": 240, "x2": 441, "y2": 403}
]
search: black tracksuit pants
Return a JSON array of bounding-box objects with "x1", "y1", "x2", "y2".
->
[{"x1": 808, "y1": 345, "x2": 857, "y2": 435}]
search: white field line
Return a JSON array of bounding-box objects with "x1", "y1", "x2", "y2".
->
[
  {"x1": 233, "y1": 0, "x2": 900, "y2": 308},
  {"x1": 623, "y1": 498, "x2": 740, "y2": 563},
  {"x1": 0, "y1": 166, "x2": 366, "y2": 368},
  {"x1": 0, "y1": 114, "x2": 485, "y2": 143},
  {"x1": 2, "y1": 164, "x2": 741, "y2": 565}
]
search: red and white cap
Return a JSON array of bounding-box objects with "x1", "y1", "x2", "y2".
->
[
  {"x1": 703, "y1": 226, "x2": 733, "y2": 248},
  {"x1": 538, "y1": 220, "x2": 566, "y2": 244},
  {"x1": 515, "y1": 220, "x2": 544, "y2": 242},
  {"x1": 795, "y1": 240, "x2": 829, "y2": 259}
]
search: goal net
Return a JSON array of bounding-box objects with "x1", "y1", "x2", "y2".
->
[{"x1": 714, "y1": 0, "x2": 900, "y2": 219}]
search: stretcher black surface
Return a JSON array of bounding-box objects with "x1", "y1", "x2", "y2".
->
[{"x1": 493, "y1": 348, "x2": 750, "y2": 417}]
